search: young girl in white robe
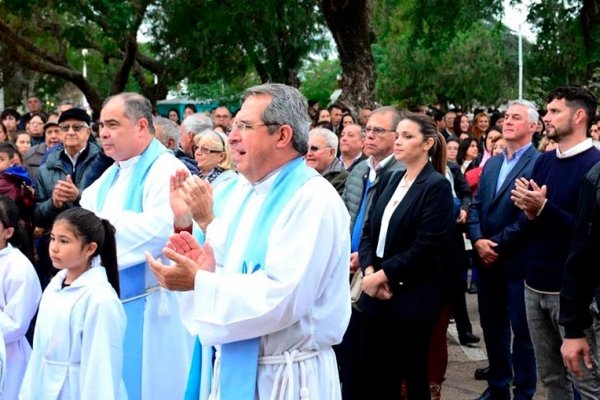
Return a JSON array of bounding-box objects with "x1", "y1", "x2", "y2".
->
[
  {"x1": 0, "y1": 195, "x2": 42, "y2": 399},
  {"x1": 20, "y1": 207, "x2": 127, "y2": 400}
]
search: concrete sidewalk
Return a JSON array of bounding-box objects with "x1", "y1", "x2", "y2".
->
[{"x1": 442, "y1": 292, "x2": 547, "y2": 399}]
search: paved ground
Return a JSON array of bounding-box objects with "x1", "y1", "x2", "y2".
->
[{"x1": 443, "y1": 292, "x2": 547, "y2": 400}]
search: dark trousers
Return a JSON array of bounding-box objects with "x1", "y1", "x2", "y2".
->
[
  {"x1": 478, "y1": 268, "x2": 536, "y2": 400},
  {"x1": 358, "y1": 312, "x2": 434, "y2": 400},
  {"x1": 334, "y1": 307, "x2": 363, "y2": 400}
]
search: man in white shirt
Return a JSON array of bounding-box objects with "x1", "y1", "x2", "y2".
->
[
  {"x1": 147, "y1": 83, "x2": 351, "y2": 400},
  {"x1": 80, "y1": 92, "x2": 194, "y2": 400}
]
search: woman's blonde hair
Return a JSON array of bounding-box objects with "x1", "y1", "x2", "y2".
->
[{"x1": 194, "y1": 130, "x2": 233, "y2": 170}]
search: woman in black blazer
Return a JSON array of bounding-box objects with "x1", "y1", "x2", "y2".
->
[{"x1": 357, "y1": 113, "x2": 454, "y2": 399}]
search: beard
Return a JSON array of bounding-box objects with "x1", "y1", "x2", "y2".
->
[{"x1": 546, "y1": 115, "x2": 573, "y2": 141}]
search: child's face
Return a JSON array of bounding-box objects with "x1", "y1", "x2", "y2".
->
[
  {"x1": 2, "y1": 116, "x2": 16, "y2": 132},
  {"x1": 15, "y1": 135, "x2": 30, "y2": 155},
  {"x1": 0, "y1": 151, "x2": 13, "y2": 172},
  {"x1": 49, "y1": 221, "x2": 96, "y2": 275}
]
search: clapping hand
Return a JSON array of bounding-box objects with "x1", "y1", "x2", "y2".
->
[{"x1": 146, "y1": 231, "x2": 216, "y2": 291}]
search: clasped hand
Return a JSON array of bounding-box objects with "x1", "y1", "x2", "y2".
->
[
  {"x1": 52, "y1": 175, "x2": 79, "y2": 208},
  {"x1": 361, "y1": 268, "x2": 393, "y2": 300}
]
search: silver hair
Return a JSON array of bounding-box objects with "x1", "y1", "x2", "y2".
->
[
  {"x1": 103, "y1": 92, "x2": 155, "y2": 135},
  {"x1": 344, "y1": 123, "x2": 365, "y2": 138},
  {"x1": 309, "y1": 127, "x2": 339, "y2": 150},
  {"x1": 508, "y1": 99, "x2": 539, "y2": 124},
  {"x1": 370, "y1": 106, "x2": 404, "y2": 131},
  {"x1": 181, "y1": 112, "x2": 213, "y2": 136},
  {"x1": 153, "y1": 116, "x2": 180, "y2": 147},
  {"x1": 244, "y1": 83, "x2": 309, "y2": 154}
]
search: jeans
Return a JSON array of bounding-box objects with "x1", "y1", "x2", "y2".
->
[{"x1": 525, "y1": 286, "x2": 600, "y2": 400}]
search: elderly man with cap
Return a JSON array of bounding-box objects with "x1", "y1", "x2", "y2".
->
[{"x1": 32, "y1": 107, "x2": 110, "y2": 287}]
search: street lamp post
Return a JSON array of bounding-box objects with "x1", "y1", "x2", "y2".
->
[
  {"x1": 81, "y1": 49, "x2": 89, "y2": 110},
  {"x1": 518, "y1": 24, "x2": 523, "y2": 100},
  {"x1": 82, "y1": 49, "x2": 88, "y2": 78}
]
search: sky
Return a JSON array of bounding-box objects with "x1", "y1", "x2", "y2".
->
[{"x1": 502, "y1": 0, "x2": 536, "y2": 41}]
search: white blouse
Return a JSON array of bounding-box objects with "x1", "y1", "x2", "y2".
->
[{"x1": 376, "y1": 174, "x2": 414, "y2": 257}]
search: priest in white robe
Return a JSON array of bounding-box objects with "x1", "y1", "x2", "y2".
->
[
  {"x1": 80, "y1": 92, "x2": 194, "y2": 400},
  {"x1": 148, "y1": 83, "x2": 351, "y2": 400}
]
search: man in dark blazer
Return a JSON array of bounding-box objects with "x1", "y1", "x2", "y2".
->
[
  {"x1": 468, "y1": 99, "x2": 540, "y2": 400},
  {"x1": 337, "y1": 106, "x2": 405, "y2": 400}
]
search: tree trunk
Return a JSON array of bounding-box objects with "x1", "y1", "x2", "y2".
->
[{"x1": 319, "y1": 0, "x2": 376, "y2": 111}]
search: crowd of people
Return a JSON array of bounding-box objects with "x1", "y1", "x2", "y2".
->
[{"x1": 0, "y1": 84, "x2": 599, "y2": 400}]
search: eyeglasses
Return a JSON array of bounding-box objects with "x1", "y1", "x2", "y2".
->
[
  {"x1": 192, "y1": 130, "x2": 228, "y2": 155},
  {"x1": 230, "y1": 120, "x2": 281, "y2": 134},
  {"x1": 197, "y1": 146, "x2": 223, "y2": 155},
  {"x1": 307, "y1": 145, "x2": 329, "y2": 152},
  {"x1": 59, "y1": 123, "x2": 88, "y2": 133},
  {"x1": 362, "y1": 126, "x2": 396, "y2": 136}
]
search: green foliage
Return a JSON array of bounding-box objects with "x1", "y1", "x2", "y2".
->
[
  {"x1": 436, "y1": 21, "x2": 518, "y2": 108},
  {"x1": 371, "y1": 0, "x2": 513, "y2": 109},
  {"x1": 0, "y1": 0, "x2": 598, "y2": 116},
  {"x1": 148, "y1": 0, "x2": 328, "y2": 87},
  {"x1": 299, "y1": 58, "x2": 341, "y2": 107},
  {"x1": 185, "y1": 73, "x2": 262, "y2": 111},
  {"x1": 525, "y1": 0, "x2": 587, "y2": 93}
]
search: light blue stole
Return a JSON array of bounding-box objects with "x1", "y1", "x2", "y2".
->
[
  {"x1": 95, "y1": 138, "x2": 167, "y2": 212},
  {"x1": 185, "y1": 177, "x2": 240, "y2": 400},
  {"x1": 186, "y1": 157, "x2": 317, "y2": 400},
  {"x1": 94, "y1": 138, "x2": 167, "y2": 400}
]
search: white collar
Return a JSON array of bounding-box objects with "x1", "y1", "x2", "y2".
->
[
  {"x1": 367, "y1": 153, "x2": 394, "y2": 172},
  {"x1": 555, "y1": 138, "x2": 594, "y2": 159}
]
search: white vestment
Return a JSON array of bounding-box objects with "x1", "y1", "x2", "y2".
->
[
  {"x1": 19, "y1": 266, "x2": 126, "y2": 400},
  {"x1": 0, "y1": 244, "x2": 41, "y2": 400},
  {"x1": 80, "y1": 152, "x2": 194, "y2": 400},
  {"x1": 180, "y1": 171, "x2": 352, "y2": 399}
]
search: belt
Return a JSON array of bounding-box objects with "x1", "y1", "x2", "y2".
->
[
  {"x1": 209, "y1": 349, "x2": 321, "y2": 400},
  {"x1": 259, "y1": 349, "x2": 320, "y2": 400}
]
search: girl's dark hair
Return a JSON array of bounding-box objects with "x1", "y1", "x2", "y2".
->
[
  {"x1": 0, "y1": 195, "x2": 33, "y2": 261},
  {"x1": 453, "y1": 113, "x2": 470, "y2": 135},
  {"x1": 54, "y1": 207, "x2": 120, "y2": 296},
  {"x1": 0, "y1": 142, "x2": 18, "y2": 159},
  {"x1": 167, "y1": 108, "x2": 180, "y2": 122},
  {"x1": 456, "y1": 137, "x2": 479, "y2": 166},
  {"x1": 184, "y1": 103, "x2": 197, "y2": 113}
]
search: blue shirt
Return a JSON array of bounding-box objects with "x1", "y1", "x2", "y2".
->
[{"x1": 496, "y1": 142, "x2": 533, "y2": 194}]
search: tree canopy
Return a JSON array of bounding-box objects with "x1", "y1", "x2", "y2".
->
[{"x1": 1, "y1": 0, "x2": 599, "y2": 114}]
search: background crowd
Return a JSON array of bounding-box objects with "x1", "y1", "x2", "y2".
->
[{"x1": 0, "y1": 85, "x2": 600, "y2": 400}]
